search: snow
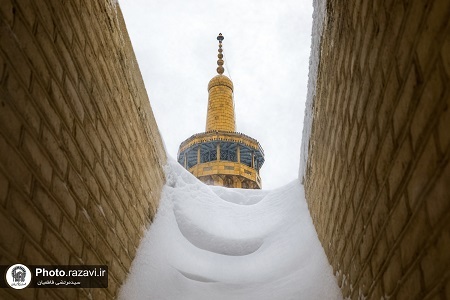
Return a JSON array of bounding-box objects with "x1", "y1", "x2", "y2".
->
[
  {"x1": 299, "y1": 0, "x2": 327, "y2": 181},
  {"x1": 119, "y1": 158, "x2": 342, "y2": 300}
]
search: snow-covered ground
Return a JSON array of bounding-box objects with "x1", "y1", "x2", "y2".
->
[{"x1": 119, "y1": 159, "x2": 342, "y2": 300}]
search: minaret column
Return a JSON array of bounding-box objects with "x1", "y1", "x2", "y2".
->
[{"x1": 206, "y1": 33, "x2": 236, "y2": 132}]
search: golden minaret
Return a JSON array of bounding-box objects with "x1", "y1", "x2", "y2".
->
[{"x1": 177, "y1": 33, "x2": 264, "y2": 189}]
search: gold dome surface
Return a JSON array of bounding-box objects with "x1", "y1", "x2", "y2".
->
[{"x1": 208, "y1": 75, "x2": 234, "y2": 91}]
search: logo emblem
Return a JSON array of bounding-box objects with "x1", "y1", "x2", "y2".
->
[{"x1": 5, "y1": 264, "x2": 32, "y2": 289}]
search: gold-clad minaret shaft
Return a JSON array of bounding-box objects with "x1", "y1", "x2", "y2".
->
[{"x1": 205, "y1": 33, "x2": 236, "y2": 132}]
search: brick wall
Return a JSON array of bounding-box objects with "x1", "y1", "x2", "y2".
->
[
  {"x1": 303, "y1": 0, "x2": 449, "y2": 299},
  {"x1": 0, "y1": 1, "x2": 166, "y2": 299}
]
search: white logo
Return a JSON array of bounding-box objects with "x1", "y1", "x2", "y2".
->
[{"x1": 6, "y1": 264, "x2": 32, "y2": 289}]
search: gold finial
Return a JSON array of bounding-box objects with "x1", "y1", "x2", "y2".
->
[{"x1": 216, "y1": 33, "x2": 224, "y2": 75}]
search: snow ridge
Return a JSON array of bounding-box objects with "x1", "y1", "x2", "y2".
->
[{"x1": 119, "y1": 158, "x2": 342, "y2": 300}]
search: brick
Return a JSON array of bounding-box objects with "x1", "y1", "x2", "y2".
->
[
  {"x1": 80, "y1": 12, "x2": 100, "y2": 54},
  {"x1": 0, "y1": 171, "x2": 7, "y2": 206},
  {"x1": 82, "y1": 166, "x2": 100, "y2": 201},
  {"x1": 109, "y1": 188, "x2": 124, "y2": 220},
  {"x1": 446, "y1": 277, "x2": 450, "y2": 299},
  {"x1": 78, "y1": 80, "x2": 97, "y2": 121},
  {"x1": 67, "y1": 167, "x2": 89, "y2": 206},
  {"x1": 0, "y1": 93, "x2": 22, "y2": 146},
  {"x1": 0, "y1": 27, "x2": 32, "y2": 87},
  {"x1": 359, "y1": 17, "x2": 374, "y2": 73},
  {"x1": 425, "y1": 162, "x2": 450, "y2": 226},
  {"x1": 92, "y1": 288, "x2": 108, "y2": 300},
  {"x1": 108, "y1": 122, "x2": 123, "y2": 155},
  {"x1": 347, "y1": 123, "x2": 358, "y2": 162},
  {"x1": 416, "y1": 0, "x2": 450, "y2": 74},
  {"x1": 395, "y1": 1, "x2": 425, "y2": 77},
  {"x1": 97, "y1": 120, "x2": 112, "y2": 153},
  {"x1": 13, "y1": 13, "x2": 52, "y2": 88},
  {"x1": 10, "y1": 188, "x2": 43, "y2": 240},
  {"x1": 357, "y1": 265, "x2": 372, "y2": 298},
  {"x1": 371, "y1": 234, "x2": 389, "y2": 278},
  {"x1": 85, "y1": 120, "x2": 102, "y2": 157},
  {"x1": 0, "y1": 134, "x2": 32, "y2": 195},
  {"x1": 13, "y1": 0, "x2": 36, "y2": 28},
  {"x1": 380, "y1": 2, "x2": 404, "y2": 78},
  {"x1": 411, "y1": 69, "x2": 444, "y2": 150},
  {"x1": 77, "y1": 209, "x2": 97, "y2": 248},
  {"x1": 52, "y1": 173, "x2": 77, "y2": 219},
  {"x1": 0, "y1": 51, "x2": 4, "y2": 80},
  {"x1": 55, "y1": 33, "x2": 78, "y2": 86},
  {"x1": 383, "y1": 248, "x2": 402, "y2": 295},
  {"x1": 379, "y1": 69, "x2": 398, "y2": 134},
  {"x1": 437, "y1": 100, "x2": 450, "y2": 152},
  {"x1": 49, "y1": 79, "x2": 74, "y2": 129},
  {"x1": 6, "y1": 76, "x2": 41, "y2": 135},
  {"x1": 35, "y1": 23, "x2": 63, "y2": 82},
  {"x1": 34, "y1": 1, "x2": 54, "y2": 37},
  {"x1": 364, "y1": 131, "x2": 379, "y2": 175},
  {"x1": 22, "y1": 132, "x2": 52, "y2": 183},
  {"x1": 106, "y1": 227, "x2": 121, "y2": 256},
  {"x1": 61, "y1": 127, "x2": 82, "y2": 172},
  {"x1": 0, "y1": 208, "x2": 23, "y2": 255},
  {"x1": 99, "y1": 196, "x2": 116, "y2": 226},
  {"x1": 385, "y1": 196, "x2": 409, "y2": 245},
  {"x1": 65, "y1": 77, "x2": 85, "y2": 123},
  {"x1": 118, "y1": 247, "x2": 131, "y2": 272},
  {"x1": 42, "y1": 229, "x2": 71, "y2": 265},
  {"x1": 393, "y1": 66, "x2": 416, "y2": 139},
  {"x1": 75, "y1": 124, "x2": 95, "y2": 168},
  {"x1": 22, "y1": 241, "x2": 51, "y2": 265},
  {"x1": 421, "y1": 225, "x2": 450, "y2": 292},
  {"x1": 376, "y1": 130, "x2": 394, "y2": 184},
  {"x1": 65, "y1": 2, "x2": 86, "y2": 48},
  {"x1": 123, "y1": 213, "x2": 138, "y2": 239},
  {"x1": 83, "y1": 248, "x2": 101, "y2": 266},
  {"x1": 0, "y1": 0, "x2": 14, "y2": 26},
  {"x1": 42, "y1": 125, "x2": 67, "y2": 176},
  {"x1": 396, "y1": 266, "x2": 422, "y2": 299},
  {"x1": 87, "y1": 201, "x2": 107, "y2": 236},
  {"x1": 34, "y1": 183, "x2": 61, "y2": 227},
  {"x1": 60, "y1": 217, "x2": 83, "y2": 256},
  {"x1": 407, "y1": 136, "x2": 439, "y2": 210},
  {"x1": 388, "y1": 137, "x2": 412, "y2": 199},
  {"x1": 400, "y1": 208, "x2": 430, "y2": 267},
  {"x1": 30, "y1": 80, "x2": 61, "y2": 135},
  {"x1": 96, "y1": 235, "x2": 115, "y2": 266},
  {"x1": 442, "y1": 36, "x2": 450, "y2": 77},
  {"x1": 94, "y1": 162, "x2": 110, "y2": 195},
  {"x1": 72, "y1": 44, "x2": 92, "y2": 86},
  {"x1": 103, "y1": 153, "x2": 116, "y2": 187}
]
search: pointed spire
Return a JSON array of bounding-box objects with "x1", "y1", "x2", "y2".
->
[{"x1": 216, "y1": 33, "x2": 225, "y2": 75}]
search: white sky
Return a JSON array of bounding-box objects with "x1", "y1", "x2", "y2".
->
[{"x1": 119, "y1": 0, "x2": 313, "y2": 189}]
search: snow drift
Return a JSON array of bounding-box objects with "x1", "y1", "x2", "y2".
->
[{"x1": 119, "y1": 159, "x2": 342, "y2": 299}]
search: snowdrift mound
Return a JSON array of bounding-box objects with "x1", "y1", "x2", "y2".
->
[{"x1": 119, "y1": 158, "x2": 342, "y2": 300}]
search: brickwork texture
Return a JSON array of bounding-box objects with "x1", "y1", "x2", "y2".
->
[
  {"x1": 0, "y1": 1, "x2": 166, "y2": 299},
  {"x1": 304, "y1": 0, "x2": 450, "y2": 299}
]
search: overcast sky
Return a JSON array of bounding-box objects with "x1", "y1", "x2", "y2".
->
[{"x1": 119, "y1": 0, "x2": 313, "y2": 189}]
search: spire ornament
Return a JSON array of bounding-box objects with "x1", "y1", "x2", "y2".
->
[{"x1": 216, "y1": 33, "x2": 225, "y2": 75}]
